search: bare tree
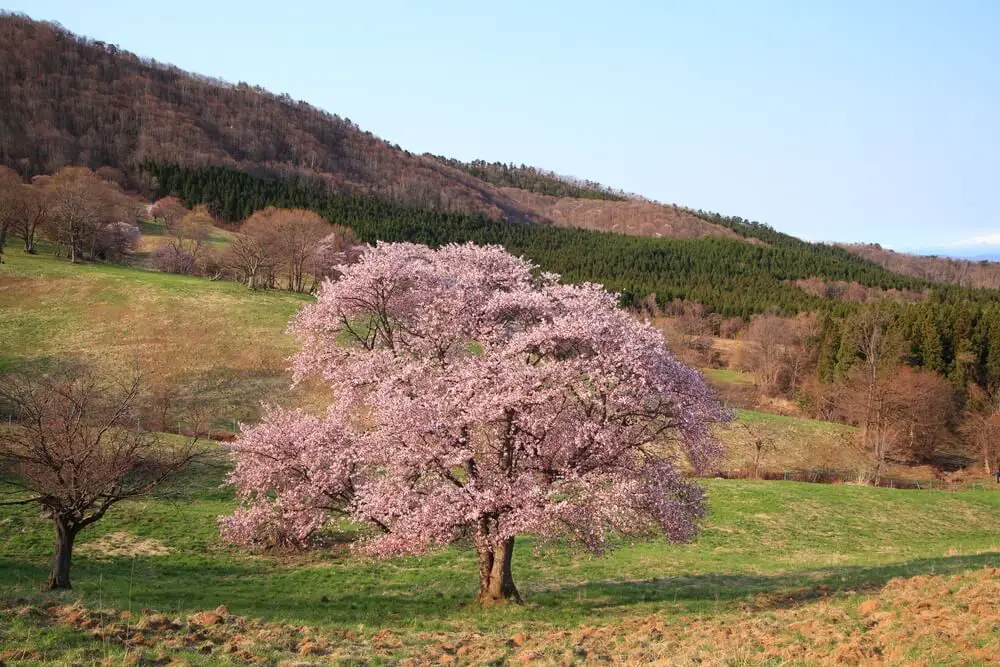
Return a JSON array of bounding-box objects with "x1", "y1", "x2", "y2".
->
[
  {"x1": 737, "y1": 422, "x2": 777, "y2": 478},
  {"x1": 15, "y1": 181, "x2": 51, "y2": 254},
  {"x1": 846, "y1": 308, "x2": 903, "y2": 484},
  {"x1": 742, "y1": 314, "x2": 789, "y2": 397},
  {"x1": 227, "y1": 232, "x2": 275, "y2": 290},
  {"x1": 162, "y1": 205, "x2": 213, "y2": 272},
  {"x1": 41, "y1": 167, "x2": 134, "y2": 262},
  {"x1": 0, "y1": 369, "x2": 199, "y2": 590},
  {"x1": 235, "y1": 208, "x2": 330, "y2": 292},
  {"x1": 277, "y1": 210, "x2": 330, "y2": 293},
  {"x1": 887, "y1": 367, "x2": 957, "y2": 462},
  {"x1": 960, "y1": 387, "x2": 1000, "y2": 476}
]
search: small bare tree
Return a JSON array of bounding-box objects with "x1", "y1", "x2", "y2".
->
[
  {"x1": 742, "y1": 314, "x2": 788, "y2": 396},
  {"x1": 227, "y1": 232, "x2": 275, "y2": 289},
  {"x1": 16, "y1": 182, "x2": 51, "y2": 254},
  {"x1": 960, "y1": 397, "x2": 1000, "y2": 476},
  {"x1": 168, "y1": 206, "x2": 213, "y2": 264},
  {"x1": 0, "y1": 369, "x2": 199, "y2": 590},
  {"x1": 737, "y1": 422, "x2": 777, "y2": 478}
]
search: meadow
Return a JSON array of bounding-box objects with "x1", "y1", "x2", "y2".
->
[
  {"x1": 2, "y1": 247, "x2": 1000, "y2": 665},
  {"x1": 2, "y1": 449, "x2": 999, "y2": 664}
]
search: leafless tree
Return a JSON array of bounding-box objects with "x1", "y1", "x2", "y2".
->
[
  {"x1": 845, "y1": 308, "x2": 903, "y2": 484},
  {"x1": 15, "y1": 181, "x2": 51, "y2": 254},
  {"x1": 887, "y1": 367, "x2": 957, "y2": 462},
  {"x1": 273, "y1": 209, "x2": 329, "y2": 293},
  {"x1": 41, "y1": 167, "x2": 134, "y2": 262},
  {"x1": 227, "y1": 232, "x2": 275, "y2": 290},
  {"x1": 162, "y1": 205, "x2": 213, "y2": 272},
  {"x1": 0, "y1": 368, "x2": 199, "y2": 590},
  {"x1": 743, "y1": 315, "x2": 785, "y2": 396},
  {"x1": 737, "y1": 422, "x2": 777, "y2": 478}
]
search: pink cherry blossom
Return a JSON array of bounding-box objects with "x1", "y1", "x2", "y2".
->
[{"x1": 222, "y1": 242, "x2": 730, "y2": 602}]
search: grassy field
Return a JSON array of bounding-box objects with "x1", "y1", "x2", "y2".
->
[
  {"x1": 0, "y1": 245, "x2": 313, "y2": 430},
  {"x1": 702, "y1": 367, "x2": 753, "y2": 386},
  {"x1": 3, "y1": 247, "x2": 864, "y2": 468},
  {"x1": 4, "y1": 246, "x2": 999, "y2": 664},
  {"x1": 2, "y1": 447, "x2": 999, "y2": 663}
]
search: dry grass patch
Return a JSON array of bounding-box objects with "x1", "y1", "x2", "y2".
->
[
  {"x1": 76, "y1": 532, "x2": 173, "y2": 559},
  {"x1": 6, "y1": 567, "x2": 998, "y2": 665}
]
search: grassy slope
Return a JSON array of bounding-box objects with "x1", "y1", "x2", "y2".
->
[
  {"x1": 0, "y1": 246, "x2": 311, "y2": 429},
  {"x1": 2, "y1": 245, "x2": 858, "y2": 471}
]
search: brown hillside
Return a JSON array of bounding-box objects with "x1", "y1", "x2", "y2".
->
[
  {"x1": 0, "y1": 12, "x2": 737, "y2": 242},
  {"x1": 499, "y1": 187, "x2": 746, "y2": 239},
  {"x1": 843, "y1": 243, "x2": 1000, "y2": 290}
]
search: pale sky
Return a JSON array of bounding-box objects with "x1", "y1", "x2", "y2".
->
[{"x1": 8, "y1": 0, "x2": 1000, "y2": 251}]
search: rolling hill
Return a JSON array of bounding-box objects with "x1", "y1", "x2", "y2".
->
[
  {"x1": 0, "y1": 12, "x2": 737, "y2": 242},
  {"x1": 5, "y1": 11, "x2": 1000, "y2": 323}
]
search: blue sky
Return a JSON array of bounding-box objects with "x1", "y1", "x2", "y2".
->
[{"x1": 8, "y1": 0, "x2": 1000, "y2": 251}]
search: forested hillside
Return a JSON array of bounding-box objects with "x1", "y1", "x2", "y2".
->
[{"x1": 147, "y1": 163, "x2": 1000, "y2": 318}]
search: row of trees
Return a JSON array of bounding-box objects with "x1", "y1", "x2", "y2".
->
[
  {"x1": 0, "y1": 165, "x2": 139, "y2": 262},
  {"x1": 147, "y1": 196, "x2": 359, "y2": 291}
]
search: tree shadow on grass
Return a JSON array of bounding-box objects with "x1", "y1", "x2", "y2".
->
[
  {"x1": 527, "y1": 551, "x2": 1000, "y2": 616},
  {"x1": 1, "y1": 551, "x2": 997, "y2": 630}
]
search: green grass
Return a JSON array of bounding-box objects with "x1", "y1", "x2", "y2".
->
[
  {"x1": 3, "y1": 246, "x2": 1000, "y2": 662},
  {"x1": 2, "y1": 449, "x2": 999, "y2": 635},
  {"x1": 718, "y1": 408, "x2": 859, "y2": 474},
  {"x1": 137, "y1": 218, "x2": 235, "y2": 251},
  {"x1": 703, "y1": 367, "x2": 753, "y2": 386}
]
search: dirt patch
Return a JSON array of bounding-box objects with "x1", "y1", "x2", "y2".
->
[{"x1": 76, "y1": 532, "x2": 173, "y2": 558}]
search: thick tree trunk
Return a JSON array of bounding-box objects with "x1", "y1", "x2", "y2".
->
[
  {"x1": 47, "y1": 519, "x2": 76, "y2": 590},
  {"x1": 477, "y1": 537, "x2": 521, "y2": 604}
]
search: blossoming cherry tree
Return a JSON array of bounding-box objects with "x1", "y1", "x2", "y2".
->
[{"x1": 222, "y1": 242, "x2": 729, "y2": 603}]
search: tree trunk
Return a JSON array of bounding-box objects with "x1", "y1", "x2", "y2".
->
[
  {"x1": 47, "y1": 518, "x2": 76, "y2": 590},
  {"x1": 477, "y1": 537, "x2": 521, "y2": 604}
]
